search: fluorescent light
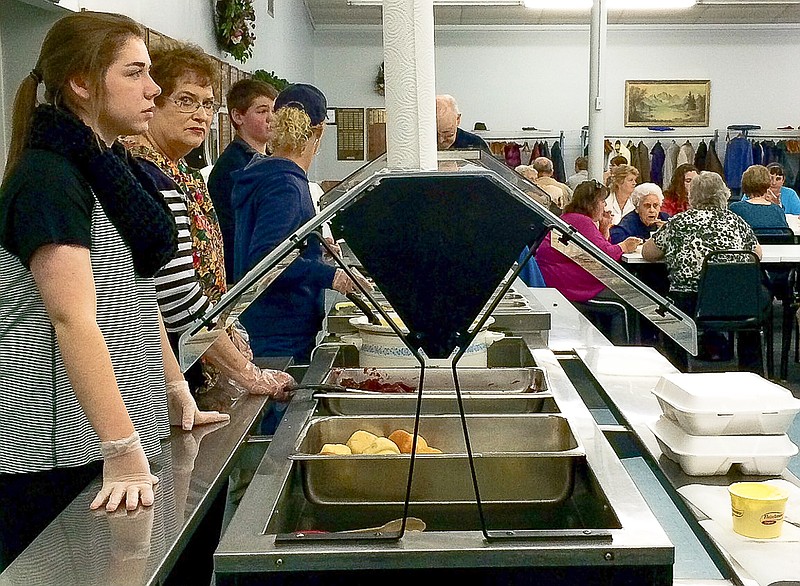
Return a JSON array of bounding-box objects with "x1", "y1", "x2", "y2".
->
[
  {"x1": 523, "y1": 0, "x2": 696, "y2": 8},
  {"x1": 348, "y1": 0, "x2": 525, "y2": 5}
]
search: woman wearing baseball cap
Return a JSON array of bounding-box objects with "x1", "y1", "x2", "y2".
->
[{"x1": 232, "y1": 84, "x2": 369, "y2": 371}]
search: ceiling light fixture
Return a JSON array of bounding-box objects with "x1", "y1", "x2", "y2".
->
[
  {"x1": 522, "y1": 0, "x2": 696, "y2": 8},
  {"x1": 347, "y1": 0, "x2": 525, "y2": 5}
]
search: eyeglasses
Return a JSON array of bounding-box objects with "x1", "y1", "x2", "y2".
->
[{"x1": 170, "y1": 95, "x2": 220, "y2": 116}]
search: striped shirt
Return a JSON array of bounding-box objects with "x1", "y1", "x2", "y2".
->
[
  {"x1": 153, "y1": 189, "x2": 212, "y2": 333},
  {"x1": 0, "y1": 159, "x2": 170, "y2": 473}
]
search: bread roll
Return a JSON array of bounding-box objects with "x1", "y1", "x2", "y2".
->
[
  {"x1": 388, "y1": 429, "x2": 429, "y2": 454},
  {"x1": 319, "y1": 443, "x2": 351, "y2": 455},
  {"x1": 419, "y1": 446, "x2": 442, "y2": 454},
  {"x1": 346, "y1": 430, "x2": 378, "y2": 454},
  {"x1": 362, "y1": 437, "x2": 401, "y2": 455}
]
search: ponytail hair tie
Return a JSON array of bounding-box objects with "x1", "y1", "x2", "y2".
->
[{"x1": 30, "y1": 69, "x2": 43, "y2": 84}]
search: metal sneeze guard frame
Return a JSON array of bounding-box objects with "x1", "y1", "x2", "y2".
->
[{"x1": 179, "y1": 150, "x2": 697, "y2": 373}]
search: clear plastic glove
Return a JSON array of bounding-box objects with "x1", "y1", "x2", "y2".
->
[
  {"x1": 230, "y1": 326, "x2": 253, "y2": 361},
  {"x1": 166, "y1": 380, "x2": 230, "y2": 430},
  {"x1": 322, "y1": 236, "x2": 342, "y2": 260},
  {"x1": 91, "y1": 432, "x2": 159, "y2": 512},
  {"x1": 331, "y1": 267, "x2": 374, "y2": 295},
  {"x1": 231, "y1": 362, "x2": 295, "y2": 402}
]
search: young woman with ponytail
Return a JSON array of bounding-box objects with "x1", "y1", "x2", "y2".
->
[{"x1": 0, "y1": 11, "x2": 226, "y2": 569}]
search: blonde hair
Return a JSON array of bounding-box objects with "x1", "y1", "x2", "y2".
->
[
  {"x1": 608, "y1": 164, "x2": 639, "y2": 191},
  {"x1": 269, "y1": 107, "x2": 320, "y2": 154}
]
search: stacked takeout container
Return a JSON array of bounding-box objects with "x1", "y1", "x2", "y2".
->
[{"x1": 649, "y1": 372, "x2": 800, "y2": 476}]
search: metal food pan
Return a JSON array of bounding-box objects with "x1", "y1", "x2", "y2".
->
[
  {"x1": 315, "y1": 393, "x2": 557, "y2": 416},
  {"x1": 316, "y1": 366, "x2": 553, "y2": 415},
  {"x1": 290, "y1": 414, "x2": 584, "y2": 505},
  {"x1": 324, "y1": 366, "x2": 547, "y2": 394}
]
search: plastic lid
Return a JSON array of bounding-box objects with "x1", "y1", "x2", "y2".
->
[
  {"x1": 652, "y1": 372, "x2": 800, "y2": 414},
  {"x1": 651, "y1": 416, "x2": 798, "y2": 458}
]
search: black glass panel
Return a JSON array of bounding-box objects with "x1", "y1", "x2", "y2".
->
[{"x1": 333, "y1": 174, "x2": 549, "y2": 359}]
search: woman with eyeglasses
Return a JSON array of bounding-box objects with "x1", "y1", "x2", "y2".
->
[
  {"x1": 762, "y1": 163, "x2": 800, "y2": 214},
  {"x1": 125, "y1": 41, "x2": 294, "y2": 406},
  {"x1": 536, "y1": 180, "x2": 641, "y2": 343},
  {"x1": 662, "y1": 163, "x2": 698, "y2": 216},
  {"x1": 0, "y1": 12, "x2": 230, "y2": 568}
]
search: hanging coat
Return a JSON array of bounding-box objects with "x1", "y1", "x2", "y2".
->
[
  {"x1": 551, "y1": 141, "x2": 566, "y2": 183},
  {"x1": 637, "y1": 141, "x2": 651, "y2": 183},
  {"x1": 723, "y1": 135, "x2": 753, "y2": 189},
  {"x1": 677, "y1": 140, "x2": 695, "y2": 167},
  {"x1": 693, "y1": 140, "x2": 708, "y2": 171},
  {"x1": 663, "y1": 141, "x2": 680, "y2": 188},
  {"x1": 705, "y1": 140, "x2": 725, "y2": 178},
  {"x1": 650, "y1": 141, "x2": 666, "y2": 187}
]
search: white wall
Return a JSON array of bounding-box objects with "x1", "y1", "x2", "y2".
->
[
  {"x1": 312, "y1": 24, "x2": 800, "y2": 182},
  {"x1": 0, "y1": 0, "x2": 316, "y2": 174}
]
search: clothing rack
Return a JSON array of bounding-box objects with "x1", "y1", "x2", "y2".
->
[
  {"x1": 580, "y1": 129, "x2": 720, "y2": 152},
  {"x1": 475, "y1": 130, "x2": 566, "y2": 157}
]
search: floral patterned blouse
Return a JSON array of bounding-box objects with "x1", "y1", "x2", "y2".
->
[
  {"x1": 126, "y1": 139, "x2": 229, "y2": 393},
  {"x1": 651, "y1": 208, "x2": 758, "y2": 293},
  {"x1": 129, "y1": 142, "x2": 227, "y2": 302}
]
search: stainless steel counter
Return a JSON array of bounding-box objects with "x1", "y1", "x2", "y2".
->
[
  {"x1": 214, "y1": 290, "x2": 675, "y2": 584},
  {"x1": 520, "y1": 286, "x2": 800, "y2": 585},
  {"x1": 0, "y1": 388, "x2": 271, "y2": 586}
]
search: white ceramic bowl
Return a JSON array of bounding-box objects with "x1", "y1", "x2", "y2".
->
[{"x1": 346, "y1": 315, "x2": 501, "y2": 367}]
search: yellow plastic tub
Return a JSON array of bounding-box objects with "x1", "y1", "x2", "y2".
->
[{"x1": 729, "y1": 482, "x2": 789, "y2": 539}]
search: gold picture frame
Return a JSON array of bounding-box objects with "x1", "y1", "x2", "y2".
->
[{"x1": 625, "y1": 80, "x2": 710, "y2": 127}]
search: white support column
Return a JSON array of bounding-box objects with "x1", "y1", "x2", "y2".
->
[
  {"x1": 382, "y1": 0, "x2": 438, "y2": 171},
  {"x1": 588, "y1": 0, "x2": 608, "y2": 181}
]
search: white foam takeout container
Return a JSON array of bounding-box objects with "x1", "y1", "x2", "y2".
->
[
  {"x1": 650, "y1": 416, "x2": 798, "y2": 476},
  {"x1": 651, "y1": 372, "x2": 800, "y2": 436}
]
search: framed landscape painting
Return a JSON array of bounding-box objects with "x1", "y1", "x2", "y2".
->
[{"x1": 625, "y1": 80, "x2": 710, "y2": 127}]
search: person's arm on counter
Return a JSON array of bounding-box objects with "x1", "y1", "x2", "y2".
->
[
  {"x1": 30, "y1": 243, "x2": 156, "y2": 512},
  {"x1": 157, "y1": 315, "x2": 230, "y2": 430}
]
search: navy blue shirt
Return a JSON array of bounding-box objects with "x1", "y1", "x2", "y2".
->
[
  {"x1": 232, "y1": 157, "x2": 336, "y2": 348},
  {"x1": 207, "y1": 137, "x2": 259, "y2": 281},
  {"x1": 610, "y1": 210, "x2": 670, "y2": 244},
  {"x1": 451, "y1": 128, "x2": 490, "y2": 153}
]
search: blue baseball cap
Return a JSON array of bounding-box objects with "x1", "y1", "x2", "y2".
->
[{"x1": 274, "y1": 83, "x2": 328, "y2": 126}]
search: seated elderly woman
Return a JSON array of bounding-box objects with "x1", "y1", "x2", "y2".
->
[
  {"x1": 642, "y1": 171, "x2": 767, "y2": 368},
  {"x1": 610, "y1": 182, "x2": 670, "y2": 244},
  {"x1": 536, "y1": 180, "x2": 641, "y2": 342},
  {"x1": 124, "y1": 41, "x2": 293, "y2": 405},
  {"x1": 731, "y1": 165, "x2": 792, "y2": 300},
  {"x1": 730, "y1": 165, "x2": 790, "y2": 231}
]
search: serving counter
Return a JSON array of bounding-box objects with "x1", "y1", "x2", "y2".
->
[
  {"x1": 0, "y1": 369, "x2": 282, "y2": 586},
  {"x1": 213, "y1": 338, "x2": 675, "y2": 585}
]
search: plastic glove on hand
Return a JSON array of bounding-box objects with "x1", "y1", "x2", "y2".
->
[
  {"x1": 91, "y1": 432, "x2": 159, "y2": 512},
  {"x1": 322, "y1": 237, "x2": 342, "y2": 259},
  {"x1": 239, "y1": 362, "x2": 296, "y2": 402},
  {"x1": 331, "y1": 268, "x2": 374, "y2": 295},
  {"x1": 166, "y1": 380, "x2": 230, "y2": 431},
  {"x1": 230, "y1": 326, "x2": 254, "y2": 361}
]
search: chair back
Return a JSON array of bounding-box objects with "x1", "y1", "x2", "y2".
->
[
  {"x1": 753, "y1": 226, "x2": 796, "y2": 244},
  {"x1": 695, "y1": 250, "x2": 768, "y2": 324}
]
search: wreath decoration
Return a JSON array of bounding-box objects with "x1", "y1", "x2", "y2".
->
[
  {"x1": 374, "y1": 62, "x2": 385, "y2": 96},
  {"x1": 215, "y1": 0, "x2": 256, "y2": 63}
]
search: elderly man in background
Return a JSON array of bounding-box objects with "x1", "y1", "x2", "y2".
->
[
  {"x1": 435, "y1": 94, "x2": 490, "y2": 152},
  {"x1": 208, "y1": 78, "x2": 279, "y2": 281},
  {"x1": 567, "y1": 156, "x2": 589, "y2": 190},
  {"x1": 533, "y1": 156, "x2": 573, "y2": 209}
]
